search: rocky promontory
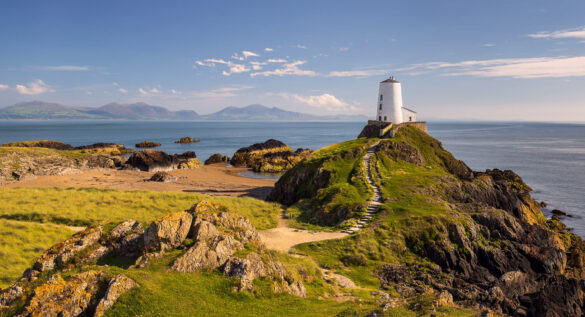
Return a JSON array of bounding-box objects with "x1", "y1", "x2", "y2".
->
[
  {"x1": 0, "y1": 201, "x2": 306, "y2": 316},
  {"x1": 268, "y1": 126, "x2": 585, "y2": 316},
  {"x1": 230, "y1": 139, "x2": 312, "y2": 173}
]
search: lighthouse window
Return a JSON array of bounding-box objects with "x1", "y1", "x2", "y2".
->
[
  {"x1": 379, "y1": 104, "x2": 382, "y2": 110},
  {"x1": 384, "y1": 116, "x2": 387, "y2": 121},
  {"x1": 380, "y1": 94, "x2": 383, "y2": 101}
]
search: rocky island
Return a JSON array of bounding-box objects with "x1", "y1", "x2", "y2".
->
[{"x1": 0, "y1": 127, "x2": 583, "y2": 316}]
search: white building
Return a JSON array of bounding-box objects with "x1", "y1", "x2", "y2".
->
[{"x1": 376, "y1": 76, "x2": 417, "y2": 123}]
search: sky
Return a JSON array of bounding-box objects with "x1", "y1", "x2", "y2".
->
[{"x1": 1, "y1": 1, "x2": 585, "y2": 121}]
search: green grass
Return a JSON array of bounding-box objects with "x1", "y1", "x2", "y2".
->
[
  {"x1": 0, "y1": 187, "x2": 281, "y2": 230},
  {"x1": 93, "y1": 250, "x2": 380, "y2": 317},
  {"x1": 0, "y1": 219, "x2": 75, "y2": 287},
  {"x1": 0, "y1": 187, "x2": 282, "y2": 288}
]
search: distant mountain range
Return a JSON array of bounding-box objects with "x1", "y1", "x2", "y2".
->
[{"x1": 0, "y1": 101, "x2": 367, "y2": 121}]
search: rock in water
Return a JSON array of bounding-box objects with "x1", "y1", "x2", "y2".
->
[
  {"x1": 143, "y1": 211, "x2": 193, "y2": 251},
  {"x1": 135, "y1": 140, "x2": 161, "y2": 148},
  {"x1": 174, "y1": 137, "x2": 199, "y2": 143},
  {"x1": 230, "y1": 139, "x2": 312, "y2": 173},
  {"x1": 204, "y1": 153, "x2": 229, "y2": 165},
  {"x1": 148, "y1": 171, "x2": 177, "y2": 182}
]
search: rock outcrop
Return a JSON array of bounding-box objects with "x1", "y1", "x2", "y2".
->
[
  {"x1": 230, "y1": 139, "x2": 312, "y2": 173},
  {"x1": 204, "y1": 153, "x2": 230, "y2": 165},
  {"x1": 143, "y1": 211, "x2": 193, "y2": 251},
  {"x1": 1, "y1": 140, "x2": 74, "y2": 150},
  {"x1": 125, "y1": 150, "x2": 201, "y2": 172},
  {"x1": 148, "y1": 171, "x2": 177, "y2": 182},
  {"x1": 94, "y1": 274, "x2": 139, "y2": 317}
]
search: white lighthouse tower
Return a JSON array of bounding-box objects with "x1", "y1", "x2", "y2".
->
[{"x1": 376, "y1": 76, "x2": 404, "y2": 123}]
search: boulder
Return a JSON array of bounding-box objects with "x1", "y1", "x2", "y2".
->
[
  {"x1": 126, "y1": 150, "x2": 199, "y2": 172},
  {"x1": 204, "y1": 153, "x2": 230, "y2": 165},
  {"x1": 143, "y1": 211, "x2": 193, "y2": 251},
  {"x1": 33, "y1": 226, "x2": 103, "y2": 272},
  {"x1": 148, "y1": 171, "x2": 177, "y2": 182},
  {"x1": 230, "y1": 139, "x2": 310, "y2": 173},
  {"x1": 94, "y1": 274, "x2": 138, "y2": 317},
  {"x1": 20, "y1": 271, "x2": 107, "y2": 317}
]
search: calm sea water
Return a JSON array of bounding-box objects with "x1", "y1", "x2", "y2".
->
[{"x1": 1, "y1": 121, "x2": 584, "y2": 235}]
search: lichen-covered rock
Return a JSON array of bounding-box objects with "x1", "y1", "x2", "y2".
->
[
  {"x1": 230, "y1": 139, "x2": 311, "y2": 173},
  {"x1": 20, "y1": 271, "x2": 107, "y2": 317},
  {"x1": 148, "y1": 171, "x2": 177, "y2": 182},
  {"x1": 177, "y1": 158, "x2": 202, "y2": 169},
  {"x1": 94, "y1": 274, "x2": 138, "y2": 317},
  {"x1": 33, "y1": 226, "x2": 103, "y2": 272},
  {"x1": 143, "y1": 211, "x2": 193, "y2": 251},
  {"x1": 189, "y1": 200, "x2": 220, "y2": 214},
  {"x1": 0, "y1": 284, "x2": 23, "y2": 309},
  {"x1": 135, "y1": 140, "x2": 161, "y2": 148},
  {"x1": 204, "y1": 153, "x2": 229, "y2": 165},
  {"x1": 222, "y1": 252, "x2": 306, "y2": 297}
]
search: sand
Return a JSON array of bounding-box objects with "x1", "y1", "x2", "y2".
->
[
  {"x1": 3, "y1": 163, "x2": 349, "y2": 251},
  {"x1": 3, "y1": 163, "x2": 275, "y2": 199}
]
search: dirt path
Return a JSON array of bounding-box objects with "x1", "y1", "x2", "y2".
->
[{"x1": 259, "y1": 214, "x2": 348, "y2": 252}]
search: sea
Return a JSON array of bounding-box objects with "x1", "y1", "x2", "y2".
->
[{"x1": 1, "y1": 120, "x2": 584, "y2": 235}]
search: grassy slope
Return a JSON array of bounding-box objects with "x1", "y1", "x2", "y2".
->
[
  {"x1": 284, "y1": 138, "x2": 375, "y2": 229},
  {"x1": 0, "y1": 187, "x2": 281, "y2": 288},
  {"x1": 287, "y1": 127, "x2": 478, "y2": 315}
]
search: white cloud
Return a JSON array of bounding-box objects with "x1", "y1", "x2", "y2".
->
[
  {"x1": 408, "y1": 56, "x2": 585, "y2": 79},
  {"x1": 264, "y1": 48, "x2": 273, "y2": 52},
  {"x1": 293, "y1": 93, "x2": 348, "y2": 109},
  {"x1": 242, "y1": 51, "x2": 259, "y2": 58},
  {"x1": 249, "y1": 61, "x2": 267, "y2": 70},
  {"x1": 42, "y1": 65, "x2": 90, "y2": 71},
  {"x1": 528, "y1": 26, "x2": 585, "y2": 40},
  {"x1": 482, "y1": 43, "x2": 496, "y2": 47},
  {"x1": 118, "y1": 88, "x2": 128, "y2": 93},
  {"x1": 138, "y1": 87, "x2": 161, "y2": 96},
  {"x1": 0, "y1": 84, "x2": 8, "y2": 91},
  {"x1": 250, "y1": 60, "x2": 317, "y2": 77},
  {"x1": 296, "y1": 44, "x2": 307, "y2": 49},
  {"x1": 267, "y1": 58, "x2": 287, "y2": 63},
  {"x1": 15, "y1": 79, "x2": 54, "y2": 95},
  {"x1": 327, "y1": 69, "x2": 389, "y2": 77},
  {"x1": 191, "y1": 85, "x2": 253, "y2": 99},
  {"x1": 169, "y1": 89, "x2": 180, "y2": 95},
  {"x1": 338, "y1": 47, "x2": 349, "y2": 52}
]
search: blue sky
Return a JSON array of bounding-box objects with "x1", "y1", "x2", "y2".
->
[{"x1": 1, "y1": 1, "x2": 585, "y2": 121}]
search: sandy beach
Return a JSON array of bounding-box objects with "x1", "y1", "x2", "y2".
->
[{"x1": 2, "y1": 164, "x2": 276, "y2": 199}]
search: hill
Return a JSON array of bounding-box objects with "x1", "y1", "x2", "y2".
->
[
  {"x1": 0, "y1": 102, "x2": 366, "y2": 121},
  {"x1": 268, "y1": 126, "x2": 585, "y2": 315}
]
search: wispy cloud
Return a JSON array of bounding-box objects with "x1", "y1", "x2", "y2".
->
[
  {"x1": 406, "y1": 56, "x2": 585, "y2": 79},
  {"x1": 267, "y1": 59, "x2": 287, "y2": 63},
  {"x1": 15, "y1": 79, "x2": 54, "y2": 95},
  {"x1": 338, "y1": 47, "x2": 349, "y2": 52},
  {"x1": 273, "y1": 92, "x2": 359, "y2": 112},
  {"x1": 528, "y1": 26, "x2": 585, "y2": 40},
  {"x1": 250, "y1": 60, "x2": 317, "y2": 77},
  {"x1": 296, "y1": 44, "x2": 307, "y2": 49},
  {"x1": 232, "y1": 51, "x2": 259, "y2": 61},
  {"x1": 482, "y1": 43, "x2": 496, "y2": 47},
  {"x1": 138, "y1": 87, "x2": 162, "y2": 96},
  {"x1": 42, "y1": 65, "x2": 90, "y2": 71},
  {"x1": 118, "y1": 88, "x2": 128, "y2": 93},
  {"x1": 327, "y1": 69, "x2": 389, "y2": 77},
  {"x1": 264, "y1": 48, "x2": 273, "y2": 52},
  {"x1": 191, "y1": 85, "x2": 253, "y2": 99},
  {"x1": 0, "y1": 84, "x2": 8, "y2": 91}
]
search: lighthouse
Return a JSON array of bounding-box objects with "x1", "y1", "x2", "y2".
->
[{"x1": 376, "y1": 76, "x2": 417, "y2": 123}]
